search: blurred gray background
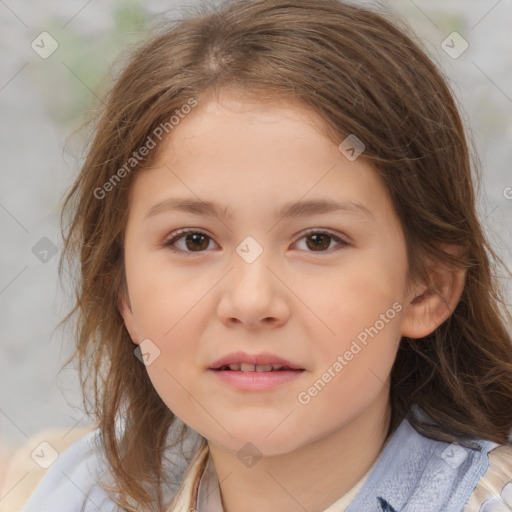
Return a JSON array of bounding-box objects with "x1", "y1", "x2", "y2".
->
[{"x1": 1, "y1": 0, "x2": 511, "y2": 483}]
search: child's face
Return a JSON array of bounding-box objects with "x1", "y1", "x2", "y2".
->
[{"x1": 120, "y1": 91, "x2": 412, "y2": 455}]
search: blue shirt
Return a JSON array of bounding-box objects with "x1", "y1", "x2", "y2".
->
[{"x1": 21, "y1": 413, "x2": 508, "y2": 512}]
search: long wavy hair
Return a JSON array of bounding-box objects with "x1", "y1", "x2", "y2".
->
[{"x1": 58, "y1": 0, "x2": 512, "y2": 510}]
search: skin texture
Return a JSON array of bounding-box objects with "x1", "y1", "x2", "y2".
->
[{"x1": 120, "y1": 91, "x2": 465, "y2": 512}]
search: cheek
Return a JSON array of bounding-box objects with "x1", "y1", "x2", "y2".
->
[
  {"x1": 124, "y1": 250, "x2": 208, "y2": 394},
  {"x1": 307, "y1": 255, "x2": 404, "y2": 348},
  {"x1": 126, "y1": 249, "x2": 212, "y2": 338},
  {"x1": 298, "y1": 254, "x2": 404, "y2": 401},
  {"x1": 143, "y1": 363, "x2": 202, "y2": 430}
]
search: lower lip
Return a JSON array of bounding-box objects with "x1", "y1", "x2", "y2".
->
[{"x1": 208, "y1": 369, "x2": 305, "y2": 391}]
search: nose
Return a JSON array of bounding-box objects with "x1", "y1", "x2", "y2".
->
[{"x1": 216, "y1": 248, "x2": 290, "y2": 329}]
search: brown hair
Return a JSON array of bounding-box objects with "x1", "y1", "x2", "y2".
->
[{"x1": 58, "y1": 0, "x2": 512, "y2": 509}]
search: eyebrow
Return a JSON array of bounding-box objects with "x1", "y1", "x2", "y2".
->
[{"x1": 145, "y1": 197, "x2": 374, "y2": 221}]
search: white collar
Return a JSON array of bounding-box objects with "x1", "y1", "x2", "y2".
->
[{"x1": 196, "y1": 451, "x2": 224, "y2": 511}]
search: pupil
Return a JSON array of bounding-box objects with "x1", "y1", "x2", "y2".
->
[
  {"x1": 186, "y1": 233, "x2": 208, "y2": 251},
  {"x1": 307, "y1": 234, "x2": 329, "y2": 251}
]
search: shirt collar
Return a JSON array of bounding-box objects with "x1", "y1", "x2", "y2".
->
[
  {"x1": 195, "y1": 435, "x2": 382, "y2": 512},
  {"x1": 189, "y1": 407, "x2": 498, "y2": 512},
  {"x1": 345, "y1": 412, "x2": 497, "y2": 511},
  {"x1": 196, "y1": 450, "x2": 224, "y2": 512}
]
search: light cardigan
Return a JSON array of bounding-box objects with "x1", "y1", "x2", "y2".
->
[{"x1": 21, "y1": 413, "x2": 512, "y2": 512}]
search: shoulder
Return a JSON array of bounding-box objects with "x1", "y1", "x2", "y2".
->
[
  {"x1": 20, "y1": 428, "x2": 118, "y2": 512},
  {"x1": 463, "y1": 444, "x2": 512, "y2": 511},
  {"x1": 345, "y1": 415, "x2": 510, "y2": 512}
]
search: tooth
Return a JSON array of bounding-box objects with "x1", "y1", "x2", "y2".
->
[
  {"x1": 255, "y1": 364, "x2": 273, "y2": 372},
  {"x1": 271, "y1": 364, "x2": 284, "y2": 371},
  {"x1": 228, "y1": 363, "x2": 241, "y2": 371},
  {"x1": 240, "y1": 363, "x2": 256, "y2": 372}
]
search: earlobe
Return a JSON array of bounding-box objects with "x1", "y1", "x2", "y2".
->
[
  {"x1": 118, "y1": 294, "x2": 142, "y2": 345},
  {"x1": 400, "y1": 260, "x2": 466, "y2": 340}
]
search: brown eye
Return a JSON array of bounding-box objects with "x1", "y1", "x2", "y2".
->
[
  {"x1": 305, "y1": 233, "x2": 331, "y2": 251},
  {"x1": 164, "y1": 229, "x2": 216, "y2": 253},
  {"x1": 294, "y1": 230, "x2": 348, "y2": 252},
  {"x1": 183, "y1": 232, "x2": 210, "y2": 251}
]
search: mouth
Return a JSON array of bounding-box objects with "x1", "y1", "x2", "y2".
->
[
  {"x1": 208, "y1": 351, "x2": 305, "y2": 372},
  {"x1": 213, "y1": 363, "x2": 303, "y2": 372},
  {"x1": 208, "y1": 352, "x2": 305, "y2": 391}
]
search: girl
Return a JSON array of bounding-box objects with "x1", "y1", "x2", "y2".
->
[{"x1": 21, "y1": 0, "x2": 512, "y2": 511}]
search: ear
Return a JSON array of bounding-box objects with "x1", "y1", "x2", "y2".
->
[
  {"x1": 118, "y1": 292, "x2": 142, "y2": 346},
  {"x1": 400, "y1": 245, "x2": 466, "y2": 339}
]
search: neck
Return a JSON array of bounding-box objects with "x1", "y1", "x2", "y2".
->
[{"x1": 207, "y1": 392, "x2": 392, "y2": 512}]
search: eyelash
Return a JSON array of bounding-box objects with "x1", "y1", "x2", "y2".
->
[{"x1": 162, "y1": 228, "x2": 350, "y2": 255}]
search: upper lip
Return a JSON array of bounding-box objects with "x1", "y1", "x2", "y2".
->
[{"x1": 209, "y1": 351, "x2": 304, "y2": 370}]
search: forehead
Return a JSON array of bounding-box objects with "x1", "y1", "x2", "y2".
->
[
  {"x1": 126, "y1": 93, "x2": 397, "y2": 232},
  {"x1": 167, "y1": 89, "x2": 337, "y2": 148}
]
